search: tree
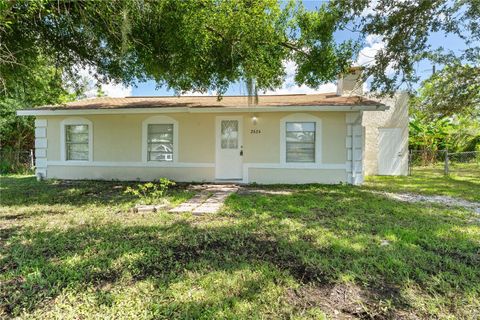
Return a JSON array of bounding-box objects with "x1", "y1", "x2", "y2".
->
[
  {"x1": 0, "y1": 54, "x2": 86, "y2": 151},
  {"x1": 408, "y1": 63, "x2": 480, "y2": 161},
  {"x1": 333, "y1": 0, "x2": 480, "y2": 94},
  {"x1": 1, "y1": 1, "x2": 479, "y2": 98},
  {"x1": 0, "y1": 0, "x2": 358, "y2": 96},
  {"x1": 0, "y1": 53, "x2": 87, "y2": 172},
  {"x1": 410, "y1": 64, "x2": 480, "y2": 118}
]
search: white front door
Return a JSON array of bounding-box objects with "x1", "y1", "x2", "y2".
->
[
  {"x1": 378, "y1": 128, "x2": 405, "y2": 175},
  {"x1": 215, "y1": 116, "x2": 243, "y2": 180}
]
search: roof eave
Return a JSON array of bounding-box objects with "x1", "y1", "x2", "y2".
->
[{"x1": 16, "y1": 104, "x2": 388, "y2": 116}]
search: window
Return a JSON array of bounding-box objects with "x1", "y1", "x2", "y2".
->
[
  {"x1": 285, "y1": 122, "x2": 315, "y2": 162},
  {"x1": 61, "y1": 117, "x2": 93, "y2": 162},
  {"x1": 65, "y1": 124, "x2": 89, "y2": 161},
  {"x1": 142, "y1": 116, "x2": 178, "y2": 163},
  {"x1": 147, "y1": 124, "x2": 174, "y2": 161},
  {"x1": 221, "y1": 120, "x2": 238, "y2": 149}
]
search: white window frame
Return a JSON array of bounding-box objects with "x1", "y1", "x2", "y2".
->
[
  {"x1": 60, "y1": 117, "x2": 93, "y2": 162},
  {"x1": 142, "y1": 115, "x2": 179, "y2": 163},
  {"x1": 280, "y1": 113, "x2": 322, "y2": 167}
]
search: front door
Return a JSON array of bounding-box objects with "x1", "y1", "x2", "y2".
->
[
  {"x1": 378, "y1": 128, "x2": 404, "y2": 175},
  {"x1": 215, "y1": 116, "x2": 243, "y2": 180}
]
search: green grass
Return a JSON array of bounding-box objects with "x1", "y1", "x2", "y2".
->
[
  {"x1": 1, "y1": 175, "x2": 479, "y2": 319},
  {"x1": 365, "y1": 162, "x2": 480, "y2": 202}
]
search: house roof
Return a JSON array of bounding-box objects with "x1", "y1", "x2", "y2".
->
[
  {"x1": 34, "y1": 93, "x2": 385, "y2": 109},
  {"x1": 17, "y1": 93, "x2": 388, "y2": 116}
]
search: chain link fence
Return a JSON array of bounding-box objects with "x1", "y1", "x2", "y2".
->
[
  {"x1": 409, "y1": 150, "x2": 480, "y2": 176},
  {"x1": 0, "y1": 149, "x2": 34, "y2": 174}
]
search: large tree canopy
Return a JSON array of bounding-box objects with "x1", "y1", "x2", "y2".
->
[
  {"x1": 335, "y1": 0, "x2": 480, "y2": 92},
  {"x1": 0, "y1": 0, "x2": 358, "y2": 95},
  {"x1": 1, "y1": 0, "x2": 479, "y2": 98},
  {"x1": 411, "y1": 63, "x2": 480, "y2": 118}
]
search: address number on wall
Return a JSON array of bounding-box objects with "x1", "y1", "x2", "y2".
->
[{"x1": 250, "y1": 129, "x2": 262, "y2": 134}]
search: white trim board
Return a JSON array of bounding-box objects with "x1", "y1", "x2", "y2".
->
[{"x1": 17, "y1": 105, "x2": 388, "y2": 116}]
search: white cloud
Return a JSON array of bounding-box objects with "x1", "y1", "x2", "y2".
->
[
  {"x1": 355, "y1": 34, "x2": 395, "y2": 84},
  {"x1": 100, "y1": 82, "x2": 132, "y2": 97},
  {"x1": 355, "y1": 34, "x2": 385, "y2": 67},
  {"x1": 181, "y1": 90, "x2": 214, "y2": 96},
  {"x1": 360, "y1": 0, "x2": 378, "y2": 17},
  {"x1": 264, "y1": 60, "x2": 337, "y2": 95},
  {"x1": 76, "y1": 66, "x2": 132, "y2": 98}
]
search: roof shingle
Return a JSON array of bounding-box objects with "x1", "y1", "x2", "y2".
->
[{"x1": 33, "y1": 93, "x2": 384, "y2": 110}]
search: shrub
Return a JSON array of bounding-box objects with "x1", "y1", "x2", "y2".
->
[
  {"x1": 124, "y1": 178, "x2": 176, "y2": 204},
  {"x1": 0, "y1": 149, "x2": 34, "y2": 174}
]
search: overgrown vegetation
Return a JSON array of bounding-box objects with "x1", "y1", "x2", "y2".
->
[
  {"x1": 0, "y1": 54, "x2": 89, "y2": 173},
  {"x1": 1, "y1": 174, "x2": 479, "y2": 319},
  {"x1": 125, "y1": 179, "x2": 176, "y2": 205},
  {"x1": 409, "y1": 112, "x2": 480, "y2": 166},
  {"x1": 408, "y1": 63, "x2": 480, "y2": 166}
]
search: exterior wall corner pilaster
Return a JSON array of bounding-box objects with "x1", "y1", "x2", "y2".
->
[{"x1": 34, "y1": 118, "x2": 48, "y2": 180}]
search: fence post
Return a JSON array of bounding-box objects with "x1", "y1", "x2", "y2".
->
[
  {"x1": 408, "y1": 150, "x2": 412, "y2": 176},
  {"x1": 30, "y1": 149, "x2": 34, "y2": 169},
  {"x1": 444, "y1": 149, "x2": 449, "y2": 176}
]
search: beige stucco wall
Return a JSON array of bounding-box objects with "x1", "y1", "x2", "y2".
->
[
  {"x1": 249, "y1": 168, "x2": 347, "y2": 184},
  {"x1": 48, "y1": 166, "x2": 215, "y2": 182},
  {"x1": 38, "y1": 111, "x2": 349, "y2": 183},
  {"x1": 362, "y1": 92, "x2": 409, "y2": 175}
]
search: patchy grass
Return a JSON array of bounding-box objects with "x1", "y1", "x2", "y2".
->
[
  {"x1": 365, "y1": 162, "x2": 480, "y2": 202},
  {"x1": 1, "y1": 175, "x2": 479, "y2": 319}
]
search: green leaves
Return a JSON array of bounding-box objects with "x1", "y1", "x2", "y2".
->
[
  {"x1": 1, "y1": 0, "x2": 352, "y2": 95},
  {"x1": 0, "y1": 54, "x2": 88, "y2": 150},
  {"x1": 125, "y1": 179, "x2": 176, "y2": 205},
  {"x1": 415, "y1": 64, "x2": 480, "y2": 118},
  {"x1": 291, "y1": 4, "x2": 359, "y2": 88},
  {"x1": 332, "y1": 0, "x2": 480, "y2": 94},
  {"x1": 1, "y1": 0, "x2": 478, "y2": 101},
  {"x1": 409, "y1": 112, "x2": 480, "y2": 154},
  {"x1": 409, "y1": 63, "x2": 480, "y2": 155}
]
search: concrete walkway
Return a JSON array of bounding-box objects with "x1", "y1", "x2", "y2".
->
[{"x1": 169, "y1": 184, "x2": 239, "y2": 214}]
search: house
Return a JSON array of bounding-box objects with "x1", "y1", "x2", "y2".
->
[{"x1": 17, "y1": 70, "x2": 409, "y2": 185}]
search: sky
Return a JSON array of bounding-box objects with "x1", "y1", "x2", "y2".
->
[{"x1": 94, "y1": 0, "x2": 471, "y2": 98}]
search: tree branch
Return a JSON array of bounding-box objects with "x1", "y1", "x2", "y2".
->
[{"x1": 280, "y1": 41, "x2": 309, "y2": 56}]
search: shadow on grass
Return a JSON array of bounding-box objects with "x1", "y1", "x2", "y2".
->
[
  {"x1": 0, "y1": 176, "x2": 190, "y2": 208},
  {"x1": 2, "y1": 187, "x2": 479, "y2": 318},
  {"x1": 1, "y1": 176, "x2": 479, "y2": 317}
]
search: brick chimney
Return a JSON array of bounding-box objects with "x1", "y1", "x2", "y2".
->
[{"x1": 337, "y1": 67, "x2": 363, "y2": 96}]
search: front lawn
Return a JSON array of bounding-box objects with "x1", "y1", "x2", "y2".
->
[
  {"x1": 1, "y1": 175, "x2": 479, "y2": 319},
  {"x1": 365, "y1": 162, "x2": 480, "y2": 202}
]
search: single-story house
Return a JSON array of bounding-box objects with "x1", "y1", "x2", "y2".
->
[{"x1": 17, "y1": 70, "x2": 408, "y2": 185}]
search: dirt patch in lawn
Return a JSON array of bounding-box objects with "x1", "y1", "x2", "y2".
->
[
  {"x1": 371, "y1": 191, "x2": 480, "y2": 214},
  {"x1": 237, "y1": 188, "x2": 294, "y2": 195},
  {"x1": 285, "y1": 282, "x2": 412, "y2": 319}
]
